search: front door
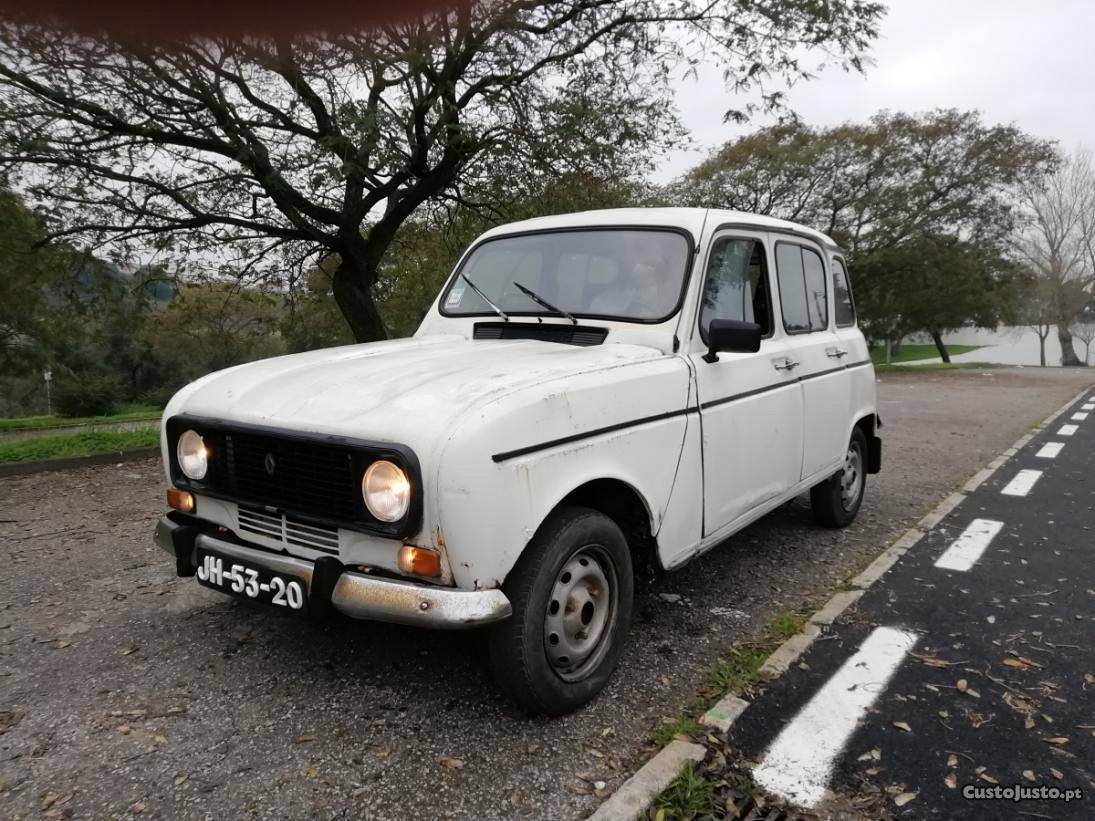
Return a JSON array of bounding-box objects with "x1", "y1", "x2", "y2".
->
[{"x1": 691, "y1": 231, "x2": 804, "y2": 537}]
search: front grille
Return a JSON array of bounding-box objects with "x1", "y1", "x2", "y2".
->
[
  {"x1": 199, "y1": 427, "x2": 360, "y2": 524},
  {"x1": 238, "y1": 505, "x2": 340, "y2": 555}
]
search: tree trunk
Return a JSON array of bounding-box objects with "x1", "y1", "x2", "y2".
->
[
  {"x1": 1056, "y1": 324, "x2": 1084, "y2": 366},
  {"x1": 929, "y1": 330, "x2": 950, "y2": 363},
  {"x1": 1038, "y1": 333, "x2": 1047, "y2": 367},
  {"x1": 332, "y1": 258, "x2": 388, "y2": 343}
]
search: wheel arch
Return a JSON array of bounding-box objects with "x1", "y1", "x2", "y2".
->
[
  {"x1": 852, "y1": 412, "x2": 882, "y2": 474},
  {"x1": 529, "y1": 477, "x2": 660, "y2": 580}
]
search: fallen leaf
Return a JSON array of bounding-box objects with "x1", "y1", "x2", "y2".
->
[
  {"x1": 295, "y1": 735, "x2": 316, "y2": 744},
  {"x1": 121, "y1": 647, "x2": 138, "y2": 656},
  {"x1": 947, "y1": 754, "x2": 958, "y2": 767},
  {"x1": 921, "y1": 657, "x2": 949, "y2": 668},
  {"x1": 174, "y1": 774, "x2": 188, "y2": 786},
  {"x1": 153, "y1": 735, "x2": 167, "y2": 745},
  {"x1": 894, "y1": 792, "x2": 918, "y2": 807},
  {"x1": 373, "y1": 744, "x2": 391, "y2": 759},
  {"x1": 956, "y1": 679, "x2": 968, "y2": 693},
  {"x1": 131, "y1": 801, "x2": 146, "y2": 814},
  {"x1": 987, "y1": 615, "x2": 996, "y2": 624},
  {"x1": 118, "y1": 724, "x2": 131, "y2": 735},
  {"x1": 1043, "y1": 737, "x2": 1069, "y2": 745},
  {"x1": 979, "y1": 771, "x2": 999, "y2": 784},
  {"x1": 54, "y1": 640, "x2": 71, "y2": 649},
  {"x1": 857, "y1": 748, "x2": 881, "y2": 762},
  {"x1": 965, "y1": 688, "x2": 981, "y2": 699},
  {"x1": 893, "y1": 721, "x2": 912, "y2": 733},
  {"x1": 1003, "y1": 658, "x2": 1032, "y2": 669},
  {"x1": 439, "y1": 756, "x2": 464, "y2": 769},
  {"x1": 526, "y1": 743, "x2": 539, "y2": 754},
  {"x1": 40, "y1": 793, "x2": 59, "y2": 811},
  {"x1": 510, "y1": 789, "x2": 522, "y2": 806},
  {"x1": 944, "y1": 773, "x2": 957, "y2": 789},
  {"x1": 303, "y1": 767, "x2": 319, "y2": 778},
  {"x1": 602, "y1": 727, "x2": 614, "y2": 737},
  {"x1": 1084, "y1": 673, "x2": 1094, "y2": 685},
  {"x1": 1025, "y1": 717, "x2": 1036, "y2": 730},
  {"x1": 865, "y1": 767, "x2": 881, "y2": 775},
  {"x1": 1050, "y1": 768, "x2": 1064, "y2": 780},
  {"x1": 1022, "y1": 770, "x2": 1036, "y2": 782}
]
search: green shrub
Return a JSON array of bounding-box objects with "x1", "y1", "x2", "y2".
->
[{"x1": 53, "y1": 374, "x2": 123, "y2": 417}]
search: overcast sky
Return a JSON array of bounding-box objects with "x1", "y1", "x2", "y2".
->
[{"x1": 653, "y1": 0, "x2": 1094, "y2": 182}]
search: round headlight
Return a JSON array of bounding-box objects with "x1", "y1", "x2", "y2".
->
[
  {"x1": 362, "y1": 460, "x2": 411, "y2": 522},
  {"x1": 177, "y1": 429, "x2": 208, "y2": 480}
]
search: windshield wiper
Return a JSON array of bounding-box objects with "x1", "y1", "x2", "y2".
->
[
  {"x1": 460, "y1": 273, "x2": 508, "y2": 321},
  {"x1": 512, "y1": 281, "x2": 578, "y2": 325}
]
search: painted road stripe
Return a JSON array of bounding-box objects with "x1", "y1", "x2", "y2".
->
[
  {"x1": 753, "y1": 626, "x2": 918, "y2": 808},
  {"x1": 934, "y1": 518, "x2": 1005, "y2": 572},
  {"x1": 1059, "y1": 424, "x2": 1078, "y2": 436},
  {"x1": 1036, "y1": 442, "x2": 1064, "y2": 459},
  {"x1": 1071, "y1": 412, "x2": 1088, "y2": 421},
  {"x1": 1002, "y1": 469, "x2": 1042, "y2": 497},
  {"x1": 1084, "y1": 404, "x2": 1095, "y2": 411}
]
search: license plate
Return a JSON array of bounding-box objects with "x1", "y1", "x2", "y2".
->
[{"x1": 195, "y1": 548, "x2": 308, "y2": 613}]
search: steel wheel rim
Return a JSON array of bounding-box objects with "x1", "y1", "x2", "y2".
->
[
  {"x1": 841, "y1": 442, "x2": 863, "y2": 511},
  {"x1": 543, "y1": 545, "x2": 619, "y2": 682}
]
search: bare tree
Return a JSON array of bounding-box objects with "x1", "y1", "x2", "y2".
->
[
  {"x1": 1014, "y1": 149, "x2": 1095, "y2": 366},
  {"x1": 0, "y1": 1, "x2": 883, "y2": 342},
  {"x1": 1071, "y1": 317, "x2": 1095, "y2": 364}
]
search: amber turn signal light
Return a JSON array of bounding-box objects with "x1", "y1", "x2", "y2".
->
[
  {"x1": 398, "y1": 545, "x2": 441, "y2": 577},
  {"x1": 166, "y1": 489, "x2": 195, "y2": 513}
]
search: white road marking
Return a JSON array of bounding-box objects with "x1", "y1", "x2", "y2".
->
[
  {"x1": 753, "y1": 626, "x2": 918, "y2": 808},
  {"x1": 1001, "y1": 469, "x2": 1042, "y2": 497},
  {"x1": 934, "y1": 518, "x2": 1005, "y2": 572},
  {"x1": 1071, "y1": 412, "x2": 1088, "y2": 421},
  {"x1": 1059, "y1": 424, "x2": 1078, "y2": 436},
  {"x1": 1036, "y1": 442, "x2": 1064, "y2": 459},
  {"x1": 1083, "y1": 404, "x2": 1095, "y2": 411}
]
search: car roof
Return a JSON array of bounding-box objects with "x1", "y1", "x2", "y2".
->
[{"x1": 478, "y1": 207, "x2": 842, "y2": 253}]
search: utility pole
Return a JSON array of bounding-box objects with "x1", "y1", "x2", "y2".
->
[{"x1": 43, "y1": 368, "x2": 52, "y2": 415}]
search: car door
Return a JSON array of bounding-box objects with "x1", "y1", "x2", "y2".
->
[
  {"x1": 691, "y1": 230, "x2": 804, "y2": 537},
  {"x1": 773, "y1": 240, "x2": 850, "y2": 481}
]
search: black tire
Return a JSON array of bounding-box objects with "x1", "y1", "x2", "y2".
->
[
  {"x1": 488, "y1": 505, "x2": 634, "y2": 715},
  {"x1": 811, "y1": 427, "x2": 868, "y2": 528}
]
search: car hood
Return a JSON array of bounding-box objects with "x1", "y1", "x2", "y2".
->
[{"x1": 165, "y1": 334, "x2": 663, "y2": 447}]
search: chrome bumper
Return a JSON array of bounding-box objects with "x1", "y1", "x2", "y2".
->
[{"x1": 154, "y1": 515, "x2": 511, "y2": 629}]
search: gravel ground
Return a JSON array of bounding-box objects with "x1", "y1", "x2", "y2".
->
[{"x1": 0, "y1": 367, "x2": 1090, "y2": 821}]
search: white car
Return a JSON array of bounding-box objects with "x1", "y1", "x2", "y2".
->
[{"x1": 154, "y1": 208, "x2": 880, "y2": 714}]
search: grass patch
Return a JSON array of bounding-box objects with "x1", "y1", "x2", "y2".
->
[
  {"x1": 706, "y1": 645, "x2": 770, "y2": 695},
  {"x1": 650, "y1": 763, "x2": 716, "y2": 820},
  {"x1": 873, "y1": 360, "x2": 1003, "y2": 373},
  {"x1": 0, "y1": 405, "x2": 161, "y2": 431},
  {"x1": 0, "y1": 427, "x2": 159, "y2": 464},
  {"x1": 651, "y1": 716, "x2": 704, "y2": 748},
  {"x1": 869, "y1": 343, "x2": 980, "y2": 365},
  {"x1": 769, "y1": 609, "x2": 809, "y2": 641}
]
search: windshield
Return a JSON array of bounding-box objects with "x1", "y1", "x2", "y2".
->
[{"x1": 441, "y1": 229, "x2": 691, "y2": 323}]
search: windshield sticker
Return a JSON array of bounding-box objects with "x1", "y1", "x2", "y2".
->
[{"x1": 445, "y1": 282, "x2": 466, "y2": 309}]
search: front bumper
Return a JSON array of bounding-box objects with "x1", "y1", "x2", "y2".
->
[{"x1": 154, "y1": 515, "x2": 511, "y2": 629}]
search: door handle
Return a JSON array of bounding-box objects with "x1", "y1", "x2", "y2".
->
[
  {"x1": 773, "y1": 359, "x2": 799, "y2": 372},
  {"x1": 826, "y1": 347, "x2": 849, "y2": 359}
]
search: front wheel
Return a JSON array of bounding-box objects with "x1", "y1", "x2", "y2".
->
[
  {"x1": 810, "y1": 427, "x2": 867, "y2": 528},
  {"x1": 488, "y1": 506, "x2": 633, "y2": 715}
]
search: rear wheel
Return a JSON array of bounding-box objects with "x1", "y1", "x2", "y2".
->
[
  {"x1": 810, "y1": 427, "x2": 867, "y2": 528},
  {"x1": 488, "y1": 506, "x2": 633, "y2": 714}
]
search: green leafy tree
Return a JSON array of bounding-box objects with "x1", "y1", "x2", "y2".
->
[
  {"x1": 668, "y1": 110, "x2": 1056, "y2": 347},
  {"x1": 0, "y1": 1, "x2": 883, "y2": 342}
]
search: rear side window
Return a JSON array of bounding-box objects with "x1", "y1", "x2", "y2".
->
[
  {"x1": 832, "y1": 258, "x2": 856, "y2": 327},
  {"x1": 775, "y1": 243, "x2": 828, "y2": 333},
  {"x1": 698, "y1": 237, "x2": 772, "y2": 342}
]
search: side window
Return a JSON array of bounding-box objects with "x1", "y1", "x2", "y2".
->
[
  {"x1": 801, "y1": 247, "x2": 828, "y2": 331},
  {"x1": 832, "y1": 258, "x2": 856, "y2": 327},
  {"x1": 698, "y1": 237, "x2": 772, "y2": 342},
  {"x1": 775, "y1": 243, "x2": 810, "y2": 333}
]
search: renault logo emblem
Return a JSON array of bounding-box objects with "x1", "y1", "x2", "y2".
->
[{"x1": 264, "y1": 452, "x2": 276, "y2": 476}]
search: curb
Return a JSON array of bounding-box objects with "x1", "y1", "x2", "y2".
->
[
  {"x1": 586, "y1": 383, "x2": 1092, "y2": 821},
  {"x1": 0, "y1": 447, "x2": 160, "y2": 478}
]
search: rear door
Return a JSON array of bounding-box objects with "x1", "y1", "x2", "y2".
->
[
  {"x1": 774, "y1": 241, "x2": 850, "y2": 481},
  {"x1": 691, "y1": 230, "x2": 803, "y2": 537}
]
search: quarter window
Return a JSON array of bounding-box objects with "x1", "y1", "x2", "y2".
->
[
  {"x1": 832, "y1": 258, "x2": 856, "y2": 327},
  {"x1": 775, "y1": 243, "x2": 828, "y2": 333},
  {"x1": 698, "y1": 237, "x2": 772, "y2": 342}
]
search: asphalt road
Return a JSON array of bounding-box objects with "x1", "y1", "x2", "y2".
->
[
  {"x1": 727, "y1": 383, "x2": 1094, "y2": 819},
  {"x1": 0, "y1": 367, "x2": 1091, "y2": 821}
]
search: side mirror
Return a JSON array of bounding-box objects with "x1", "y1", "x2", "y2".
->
[{"x1": 703, "y1": 318, "x2": 762, "y2": 363}]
